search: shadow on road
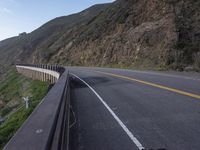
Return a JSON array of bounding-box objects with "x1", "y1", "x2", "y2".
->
[{"x1": 70, "y1": 76, "x2": 110, "y2": 88}]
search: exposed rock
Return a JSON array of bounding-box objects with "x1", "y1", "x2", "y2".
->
[
  {"x1": 0, "y1": 0, "x2": 199, "y2": 70},
  {"x1": 184, "y1": 66, "x2": 195, "y2": 72}
]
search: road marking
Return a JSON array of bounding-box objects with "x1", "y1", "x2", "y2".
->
[
  {"x1": 70, "y1": 73, "x2": 145, "y2": 150},
  {"x1": 126, "y1": 70, "x2": 200, "y2": 81},
  {"x1": 96, "y1": 71, "x2": 200, "y2": 100}
]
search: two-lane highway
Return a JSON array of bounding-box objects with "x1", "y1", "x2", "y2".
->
[{"x1": 68, "y1": 67, "x2": 200, "y2": 150}]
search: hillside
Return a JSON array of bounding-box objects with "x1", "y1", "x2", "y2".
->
[
  {"x1": 0, "y1": 69, "x2": 49, "y2": 148},
  {"x1": 0, "y1": 0, "x2": 199, "y2": 71},
  {"x1": 0, "y1": 4, "x2": 109, "y2": 66}
]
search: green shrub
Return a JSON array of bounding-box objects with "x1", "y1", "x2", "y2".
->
[{"x1": 0, "y1": 69, "x2": 49, "y2": 149}]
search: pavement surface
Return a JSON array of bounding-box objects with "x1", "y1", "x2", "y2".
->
[{"x1": 67, "y1": 67, "x2": 200, "y2": 150}]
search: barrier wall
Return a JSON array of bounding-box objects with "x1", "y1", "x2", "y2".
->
[
  {"x1": 16, "y1": 64, "x2": 64, "y2": 83},
  {"x1": 4, "y1": 64, "x2": 70, "y2": 150}
]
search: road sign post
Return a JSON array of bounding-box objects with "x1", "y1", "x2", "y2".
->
[{"x1": 23, "y1": 97, "x2": 29, "y2": 109}]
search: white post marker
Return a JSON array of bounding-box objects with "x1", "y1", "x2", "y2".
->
[
  {"x1": 70, "y1": 73, "x2": 145, "y2": 150},
  {"x1": 23, "y1": 97, "x2": 29, "y2": 109}
]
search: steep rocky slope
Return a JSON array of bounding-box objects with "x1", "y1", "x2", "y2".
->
[
  {"x1": 0, "y1": 0, "x2": 199, "y2": 71},
  {"x1": 0, "y1": 4, "x2": 109, "y2": 66}
]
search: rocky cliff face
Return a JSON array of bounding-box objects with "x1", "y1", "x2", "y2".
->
[{"x1": 0, "y1": 0, "x2": 199, "y2": 71}]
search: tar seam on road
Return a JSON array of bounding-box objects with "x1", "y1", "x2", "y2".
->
[
  {"x1": 96, "y1": 71, "x2": 200, "y2": 100},
  {"x1": 70, "y1": 73, "x2": 145, "y2": 150}
]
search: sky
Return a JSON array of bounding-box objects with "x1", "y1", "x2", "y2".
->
[{"x1": 0, "y1": 0, "x2": 114, "y2": 41}]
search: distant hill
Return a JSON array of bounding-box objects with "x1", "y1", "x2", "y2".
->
[
  {"x1": 0, "y1": 4, "x2": 109, "y2": 66},
  {"x1": 0, "y1": 0, "x2": 199, "y2": 71}
]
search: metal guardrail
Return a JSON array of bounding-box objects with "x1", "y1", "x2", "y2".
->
[{"x1": 3, "y1": 64, "x2": 70, "y2": 150}]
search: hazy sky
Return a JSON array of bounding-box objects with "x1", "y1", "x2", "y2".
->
[{"x1": 0, "y1": 0, "x2": 113, "y2": 41}]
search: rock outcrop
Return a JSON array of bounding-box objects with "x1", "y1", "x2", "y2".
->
[{"x1": 0, "y1": 0, "x2": 199, "y2": 71}]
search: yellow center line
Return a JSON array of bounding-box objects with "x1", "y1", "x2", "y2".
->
[{"x1": 96, "y1": 71, "x2": 200, "y2": 100}]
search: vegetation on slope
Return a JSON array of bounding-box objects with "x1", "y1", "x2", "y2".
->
[
  {"x1": 0, "y1": 0, "x2": 199, "y2": 71},
  {"x1": 0, "y1": 68, "x2": 49, "y2": 149},
  {"x1": 0, "y1": 4, "x2": 109, "y2": 65}
]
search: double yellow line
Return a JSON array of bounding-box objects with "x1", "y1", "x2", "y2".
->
[{"x1": 96, "y1": 71, "x2": 200, "y2": 100}]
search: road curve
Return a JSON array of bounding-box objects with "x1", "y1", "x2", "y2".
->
[{"x1": 67, "y1": 67, "x2": 200, "y2": 150}]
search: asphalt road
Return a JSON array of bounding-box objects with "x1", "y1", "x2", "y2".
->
[{"x1": 67, "y1": 67, "x2": 200, "y2": 150}]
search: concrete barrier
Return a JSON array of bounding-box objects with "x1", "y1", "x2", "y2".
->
[
  {"x1": 16, "y1": 64, "x2": 63, "y2": 84},
  {"x1": 4, "y1": 64, "x2": 70, "y2": 150}
]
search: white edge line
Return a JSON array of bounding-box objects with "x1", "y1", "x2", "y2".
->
[{"x1": 70, "y1": 73, "x2": 145, "y2": 150}]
